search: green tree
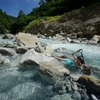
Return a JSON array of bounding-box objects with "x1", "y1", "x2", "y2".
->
[
  {"x1": 0, "y1": 9, "x2": 15, "y2": 34},
  {"x1": 17, "y1": 10, "x2": 25, "y2": 18}
]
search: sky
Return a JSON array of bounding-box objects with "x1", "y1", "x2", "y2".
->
[{"x1": 0, "y1": 0, "x2": 40, "y2": 17}]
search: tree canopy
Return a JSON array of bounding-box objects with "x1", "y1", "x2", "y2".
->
[{"x1": 0, "y1": 9, "x2": 15, "y2": 34}]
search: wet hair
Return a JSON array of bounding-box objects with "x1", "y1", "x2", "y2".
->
[
  {"x1": 77, "y1": 56, "x2": 85, "y2": 64},
  {"x1": 61, "y1": 55, "x2": 67, "y2": 59}
]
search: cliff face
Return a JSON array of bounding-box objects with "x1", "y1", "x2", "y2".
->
[{"x1": 26, "y1": 4, "x2": 100, "y2": 39}]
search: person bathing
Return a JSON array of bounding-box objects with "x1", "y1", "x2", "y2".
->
[
  {"x1": 55, "y1": 49, "x2": 91, "y2": 75},
  {"x1": 56, "y1": 49, "x2": 85, "y2": 68}
]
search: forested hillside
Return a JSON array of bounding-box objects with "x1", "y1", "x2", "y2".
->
[
  {"x1": 10, "y1": 0, "x2": 100, "y2": 34},
  {"x1": 34, "y1": 0, "x2": 100, "y2": 16},
  {"x1": 0, "y1": 0, "x2": 100, "y2": 34},
  {"x1": 0, "y1": 9, "x2": 15, "y2": 34}
]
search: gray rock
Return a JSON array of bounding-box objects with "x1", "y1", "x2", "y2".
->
[
  {"x1": 44, "y1": 44, "x2": 54, "y2": 56},
  {"x1": 35, "y1": 42, "x2": 45, "y2": 53},
  {"x1": 91, "y1": 94, "x2": 98, "y2": 100},
  {"x1": 0, "y1": 47, "x2": 16, "y2": 56},
  {"x1": 2, "y1": 34, "x2": 15, "y2": 39},
  {"x1": 20, "y1": 49, "x2": 54, "y2": 66},
  {"x1": 53, "y1": 78, "x2": 66, "y2": 93},
  {"x1": 93, "y1": 35, "x2": 100, "y2": 43},
  {"x1": 79, "y1": 89, "x2": 89, "y2": 100},
  {"x1": 51, "y1": 94, "x2": 73, "y2": 100},
  {"x1": 39, "y1": 62, "x2": 70, "y2": 83},
  {"x1": 65, "y1": 80, "x2": 72, "y2": 92},
  {"x1": 16, "y1": 46, "x2": 28, "y2": 54},
  {"x1": 0, "y1": 54, "x2": 3, "y2": 64},
  {"x1": 16, "y1": 32, "x2": 39, "y2": 48},
  {"x1": 88, "y1": 39, "x2": 97, "y2": 45},
  {"x1": 7, "y1": 82, "x2": 40, "y2": 100},
  {"x1": 0, "y1": 93, "x2": 8, "y2": 100},
  {"x1": 66, "y1": 37, "x2": 72, "y2": 43},
  {"x1": 54, "y1": 34, "x2": 65, "y2": 41},
  {"x1": 72, "y1": 39, "x2": 80, "y2": 43},
  {"x1": 70, "y1": 34, "x2": 77, "y2": 39},
  {"x1": 71, "y1": 81, "x2": 78, "y2": 91},
  {"x1": 3, "y1": 41, "x2": 16, "y2": 48},
  {"x1": 72, "y1": 91, "x2": 81, "y2": 100},
  {"x1": 3, "y1": 58, "x2": 10, "y2": 64},
  {"x1": 59, "y1": 31, "x2": 65, "y2": 35}
]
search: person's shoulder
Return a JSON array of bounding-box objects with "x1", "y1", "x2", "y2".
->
[{"x1": 64, "y1": 58, "x2": 72, "y2": 62}]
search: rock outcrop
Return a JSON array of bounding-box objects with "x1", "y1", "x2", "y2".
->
[
  {"x1": 77, "y1": 75, "x2": 100, "y2": 95},
  {"x1": 25, "y1": 4, "x2": 100, "y2": 41}
]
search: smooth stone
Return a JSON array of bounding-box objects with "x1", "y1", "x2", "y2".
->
[{"x1": 0, "y1": 47, "x2": 16, "y2": 56}]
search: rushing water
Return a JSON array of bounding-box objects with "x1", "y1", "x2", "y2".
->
[
  {"x1": 0, "y1": 38, "x2": 100, "y2": 100},
  {"x1": 40, "y1": 38, "x2": 100, "y2": 68},
  {"x1": 0, "y1": 54, "x2": 53, "y2": 100},
  {"x1": 52, "y1": 43, "x2": 100, "y2": 68}
]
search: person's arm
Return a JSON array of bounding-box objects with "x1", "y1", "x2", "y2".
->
[
  {"x1": 55, "y1": 56, "x2": 65, "y2": 61},
  {"x1": 72, "y1": 49, "x2": 82, "y2": 60}
]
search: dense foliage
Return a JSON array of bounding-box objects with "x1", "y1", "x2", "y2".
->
[
  {"x1": 11, "y1": 0, "x2": 100, "y2": 34},
  {"x1": 0, "y1": 9, "x2": 15, "y2": 34},
  {"x1": 36, "y1": 0, "x2": 100, "y2": 16}
]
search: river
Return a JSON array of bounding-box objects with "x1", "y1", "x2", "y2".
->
[{"x1": 0, "y1": 38, "x2": 100, "y2": 100}]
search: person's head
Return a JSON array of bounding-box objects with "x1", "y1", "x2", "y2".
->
[{"x1": 77, "y1": 56, "x2": 85, "y2": 64}]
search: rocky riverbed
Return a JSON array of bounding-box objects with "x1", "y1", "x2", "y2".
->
[{"x1": 0, "y1": 33, "x2": 100, "y2": 100}]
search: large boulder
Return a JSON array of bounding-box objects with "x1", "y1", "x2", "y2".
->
[
  {"x1": 77, "y1": 75, "x2": 100, "y2": 95},
  {"x1": 0, "y1": 47, "x2": 16, "y2": 56},
  {"x1": 16, "y1": 33, "x2": 39, "y2": 48},
  {"x1": 20, "y1": 49, "x2": 54, "y2": 66},
  {"x1": 39, "y1": 62, "x2": 70, "y2": 83}
]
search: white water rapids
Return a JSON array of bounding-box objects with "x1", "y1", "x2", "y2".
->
[
  {"x1": 52, "y1": 43, "x2": 100, "y2": 68},
  {"x1": 0, "y1": 38, "x2": 100, "y2": 100},
  {"x1": 41, "y1": 39, "x2": 100, "y2": 68}
]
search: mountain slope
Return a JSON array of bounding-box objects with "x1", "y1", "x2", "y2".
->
[{"x1": 24, "y1": 3, "x2": 100, "y2": 39}]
